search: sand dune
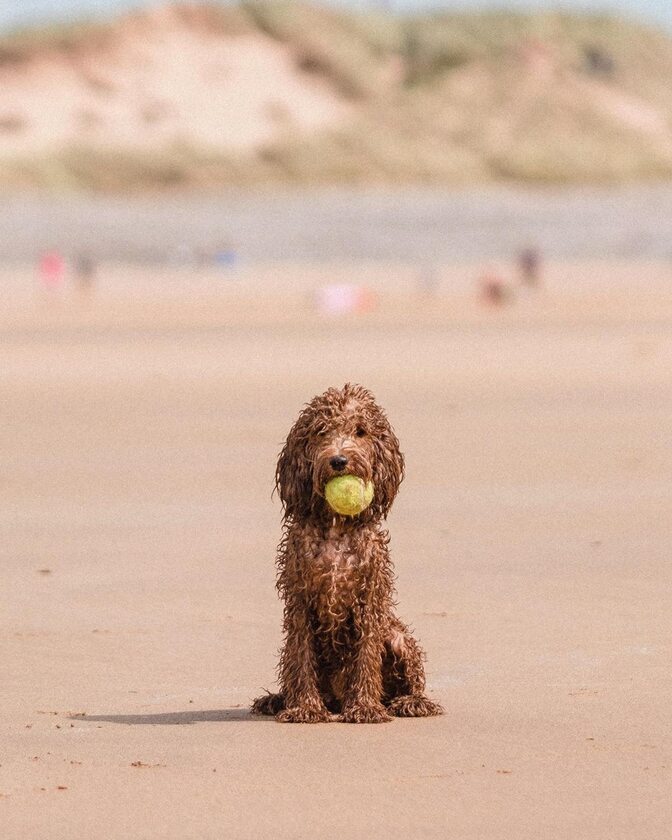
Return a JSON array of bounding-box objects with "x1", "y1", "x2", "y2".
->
[
  {"x1": 3, "y1": 4, "x2": 672, "y2": 186},
  {"x1": 0, "y1": 6, "x2": 347, "y2": 157}
]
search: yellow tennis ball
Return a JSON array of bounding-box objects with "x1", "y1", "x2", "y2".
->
[{"x1": 325, "y1": 475, "x2": 374, "y2": 517}]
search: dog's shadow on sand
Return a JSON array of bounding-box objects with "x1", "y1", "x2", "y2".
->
[{"x1": 71, "y1": 708, "x2": 269, "y2": 726}]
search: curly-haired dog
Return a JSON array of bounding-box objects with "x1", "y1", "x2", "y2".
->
[{"x1": 252, "y1": 383, "x2": 443, "y2": 723}]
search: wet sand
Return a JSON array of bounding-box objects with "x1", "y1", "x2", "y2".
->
[{"x1": 2, "y1": 261, "x2": 672, "y2": 838}]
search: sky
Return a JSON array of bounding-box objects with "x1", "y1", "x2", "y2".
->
[{"x1": 0, "y1": 0, "x2": 670, "y2": 33}]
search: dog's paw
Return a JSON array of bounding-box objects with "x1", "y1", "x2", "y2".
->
[
  {"x1": 251, "y1": 693, "x2": 285, "y2": 716},
  {"x1": 275, "y1": 705, "x2": 330, "y2": 724},
  {"x1": 340, "y1": 702, "x2": 393, "y2": 724},
  {"x1": 386, "y1": 694, "x2": 443, "y2": 718}
]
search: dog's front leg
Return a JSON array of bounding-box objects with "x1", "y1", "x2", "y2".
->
[
  {"x1": 276, "y1": 598, "x2": 330, "y2": 724},
  {"x1": 341, "y1": 608, "x2": 392, "y2": 724}
]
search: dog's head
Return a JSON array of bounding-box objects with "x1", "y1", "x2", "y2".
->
[{"x1": 276, "y1": 383, "x2": 404, "y2": 522}]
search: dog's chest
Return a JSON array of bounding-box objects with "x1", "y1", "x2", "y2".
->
[{"x1": 303, "y1": 529, "x2": 366, "y2": 607}]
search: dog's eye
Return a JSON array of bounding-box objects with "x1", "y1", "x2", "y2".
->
[{"x1": 355, "y1": 426, "x2": 366, "y2": 437}]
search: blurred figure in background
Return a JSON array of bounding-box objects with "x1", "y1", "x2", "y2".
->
[
  {"x1": 518, "y1": 247, "x2": 542, "y2": 288},
  {"x1": 74, "y1": 252, "x2": 96, "y2": 297},
  {"x1": 478, "y1": 267, "x2": 511, "y2": 307},
  {"x1": 38, "y1": 249, "x2": 65, "y2": 292},
  {"x1": 583, "y1": 45, "x2": 615, "y2": 78}
]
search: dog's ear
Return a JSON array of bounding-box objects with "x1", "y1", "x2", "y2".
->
[
  {"x1": 275, "y1": 411, "x2": 314, "y2": 520},
  {"x1": 371, "y1": 421, "x2": 404, "y2": 519}
]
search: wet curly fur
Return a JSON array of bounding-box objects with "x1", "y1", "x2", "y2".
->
[{"x1": 252, "y1": 383, "x2": 443, "y2": 724}]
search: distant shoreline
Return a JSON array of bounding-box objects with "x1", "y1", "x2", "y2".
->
[{"x1": 2, "y1": 185, "x2": 672, "y2": 263}]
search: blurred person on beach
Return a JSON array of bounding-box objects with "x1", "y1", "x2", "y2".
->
[
  {"x1": 74, "y1": 253, "x2": 96, "y2": 297},
  {"x1": 583, "y1": 45, "x2": 615, "y2": 78},
  {"x1": 478, "y1": 268, "x2": 510, "y2": 307},
  {"x1": 38, "y1": 250, "x2": 65, "y2": 292},
  {"x1": 518, "y1": 247, "x2": 542, "y2": 288}
]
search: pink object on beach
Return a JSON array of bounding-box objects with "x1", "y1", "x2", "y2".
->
[
  {"x1": 316, "y1": 284, "x2": 376, "y2": 316},
  {"x1": 39, "y1": 251, "x2": 65, "y2": 289}
]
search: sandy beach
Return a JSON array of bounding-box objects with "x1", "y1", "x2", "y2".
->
[{"x1": 2, "y1": 260, "x2": 672, "y2": 838}]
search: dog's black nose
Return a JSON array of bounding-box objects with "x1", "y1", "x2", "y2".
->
[{"x1": 330, "y1": 455, "x2": 348, "y2": 471}]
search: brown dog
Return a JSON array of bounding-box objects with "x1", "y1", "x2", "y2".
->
[{"x1": 252, "y1": 383, "x2": 443, "y2": 723}]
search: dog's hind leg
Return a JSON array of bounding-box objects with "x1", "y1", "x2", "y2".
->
[
  {"x1": 251, "y1": 692, "x2": 285, "y2": 716},
  {"x1": 387, "y1": 692, "x2": 443, "y2": 717},
  {"x1": 383, "y1": 626, "x2": 443, "y2": 718}
]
